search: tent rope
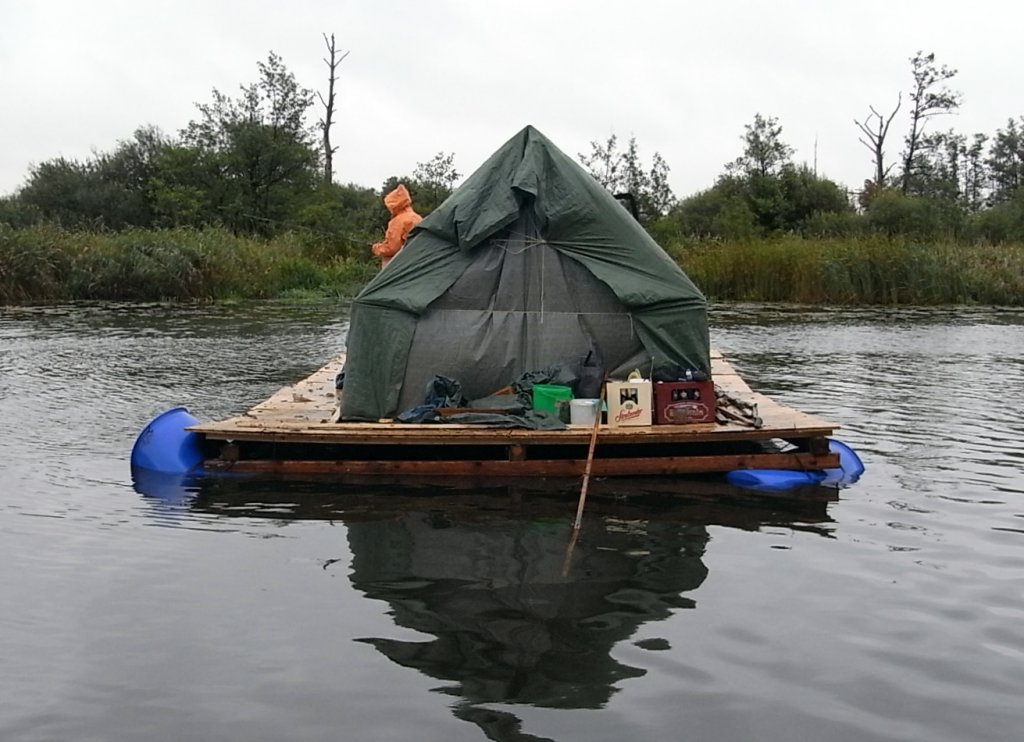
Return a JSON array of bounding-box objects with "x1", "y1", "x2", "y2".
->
[{"x1": 491, "y1": 231, "x2": 549, "y2": 255}]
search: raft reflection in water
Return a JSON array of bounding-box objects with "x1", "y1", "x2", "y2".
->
[
  {"x1": 349, "y1": 511, "x2": 708, "y2": 710},
  {"x1": 136, "y1": 478, "x2": 833, "y2": 735}
]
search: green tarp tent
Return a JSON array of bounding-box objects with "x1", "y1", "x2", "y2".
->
[{"x1": 340, "y1": 125, "x2": 709, "y2": 421}]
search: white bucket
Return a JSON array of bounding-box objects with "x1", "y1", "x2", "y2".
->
[{"x1": 570, "y1": 398, "x2": 600, "y2": 426}]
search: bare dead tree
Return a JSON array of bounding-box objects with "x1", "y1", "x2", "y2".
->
[
  {"x1": 317, "y1": 33, "x2": 349, "y2": 185},
  {"x1": 855, "y1": 94, "x2": 901, "y2": 190}
]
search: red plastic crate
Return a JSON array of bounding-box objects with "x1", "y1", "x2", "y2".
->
[{"x1": 653, "y1": 380, "x2": 716, "y2": 424}]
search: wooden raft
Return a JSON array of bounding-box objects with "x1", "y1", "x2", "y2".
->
[{"x1": 189, "y1": 351, "x2": 840, "y2": 477}]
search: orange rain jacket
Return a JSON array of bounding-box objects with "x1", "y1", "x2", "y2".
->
[{"x1": 371, "y1": 184, "x2": 423, "y2": 269}]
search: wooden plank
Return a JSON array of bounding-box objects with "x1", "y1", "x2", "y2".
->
[
  {"x1": 209, "y1": 451, "x2": 839, "y2": 477},
  {"x1": 191, "y1": 421, "x2": 837, "y2": 446}
]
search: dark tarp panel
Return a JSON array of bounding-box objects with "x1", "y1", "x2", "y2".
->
[
  {"x1": 398, "y1": 214, "x2": 647, "y2": 411},
  {"x1": 341, "y1": 125, "x2": 709, "y2": 421}
]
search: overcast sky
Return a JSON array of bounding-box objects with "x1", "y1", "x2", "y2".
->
[{"x1": 2, "y1": 0, "x2": 1021, "y2": 200}]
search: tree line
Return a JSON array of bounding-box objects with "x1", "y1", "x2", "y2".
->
[
  {"x1": 2, "y1": 46, "x2": 1023, "y2": 251},
  {"x1": 0, "y1": 43, "x2": 459, "y2": 260},
  {"x1": 608, "y1": 51, "x2": 1023, "y2": 245}
]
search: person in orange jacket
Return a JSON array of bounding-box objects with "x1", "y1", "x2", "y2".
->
[{"x1": 371, "y1": 183, "x2": 422, "y2": 269}]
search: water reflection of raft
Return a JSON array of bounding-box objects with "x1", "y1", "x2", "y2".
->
[{"x1": 185, "y1": 350, "x2": 841, "y2": 478}]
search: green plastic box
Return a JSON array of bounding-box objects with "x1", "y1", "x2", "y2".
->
[{"x1": 532, "y1": 384, "x2": 574, "y2": 415}]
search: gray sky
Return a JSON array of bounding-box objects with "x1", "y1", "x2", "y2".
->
[{"x1": 2, "y1": 0, "x2": 1020, "y2": 199}]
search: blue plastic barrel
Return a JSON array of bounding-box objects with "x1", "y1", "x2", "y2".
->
[
  {"x1": 130, "y1": 407, "x2": 204, "y2": 474},
  {"x1": 818, "y1": 439, "x2": 866, "y2": 486},
  {"x1": 726, "y1": 468, "x2": 827, "y2": 490},
  {"x1": 726, "y1": 439, "x2": 864, "y2": 491},
  {"x1": 131, "y1": 467, "x2": 198, "y2": 505}
]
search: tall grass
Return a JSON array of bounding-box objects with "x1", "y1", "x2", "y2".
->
[
  {"x1": 0, "y1": 225, "x2": 377, "y2": 304},
  {"x1": 3, "y1": 226, "x2": 1022, "y2": 306},
  {"x1": 668, "y1": 235, "x2": 1024, "y2": 305}
]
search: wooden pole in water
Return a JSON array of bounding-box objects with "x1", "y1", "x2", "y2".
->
[
  {"x1": 563, "y1": 390, "x2": 604, "y2": 577},
  {"x1": 572, "y1": 390, "x2": 604, "y2": 531}
]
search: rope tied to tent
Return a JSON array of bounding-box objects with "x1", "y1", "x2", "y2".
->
[
  {"x1": 491, "y1": 231, "x2": 550, "y2": 255},
  {"x1": 491, "y1": 231, "x2": 555, "y2": 324}
]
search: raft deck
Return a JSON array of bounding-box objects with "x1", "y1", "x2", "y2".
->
[{"x1": 189, "y1": 351, "x2": 840, "y2": 477}]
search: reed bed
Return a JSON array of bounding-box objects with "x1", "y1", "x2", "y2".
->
[
  {"x1": 2, "y1": 226, "x2": 1022, "y2": 306},
  {"x1": 0, "y1": 225, "x2": 376, "y2": 304},
  {"x1": 670, "y1": 236, "x2": 1024, "y2": 306}
]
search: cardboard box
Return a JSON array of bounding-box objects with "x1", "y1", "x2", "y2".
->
[
  {"x1": 606, "y1": 380, "x2": 652, "y2": 426},
  {"x1": 654, "y1": 380, "x2": 716, "y2": 424}
]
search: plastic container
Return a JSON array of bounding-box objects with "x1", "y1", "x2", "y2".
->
[
  {"x1": 130, "y1": 407, "x2": 204, "y2": 474},
  {"x1": 532, "y1": 384, "x2": 574, "y2": 415},
  {"x1": 726, "y1": 439, "x2": 866, "y2": 491},
  {"x1": 569, "y1": 398, "x2": 600, "y2": 426},
  {"x1": 654, "y1": 380, "x2": 716, "y2": 424}
]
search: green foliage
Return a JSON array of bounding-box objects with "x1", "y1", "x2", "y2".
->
[
  {"x1": 177, "y1": 51, "x2": 320, "y2": 236},
  {"x1": 410, "y1": 151, "x2": 461, "y2": 211},
  {"x1": 986, "y1": 118, "x2": 1024, "y2": 205},
  {"x1": 148, "y1": 144, "x2": 211, "y2": 228},
  {"x1": 645, "y1": 215, "x2": 688, "y2": 247},
  {"x1": 962, "y1": 133, "x2": 989, "y2": 213},
  {"x1": 5, "y1": 220, "x2": 1024, "y2": 307},
  {"x1": 866, "y1": 189, "x2": 963, "y2": 239},
  {"x1": 0, "y1": 195, "x2": 43, "y2": 228},
  {"x1": 666, "y1": 115, "x2": 853, "y2": 241},
  {"x1": 0, "y1": 225, "x2": 379, "y2": 305},
  {"x1": 670, "y1": 184, "x2": 758, "y2": 240},
  {"x1": 0, "y1": 224, "x2": 77, "y2": 303},
  {"x1": 8, "y1": 46, "x2": 1024, "y2": 308},
  {"x1": 674, "y1": 235, "x2": 1024, "y2": 306},
  {"x1": 799, "y1": 210, "x2": 865, "y2": 239},
  {"x1": 380, "y1": 175, "x2": 451, "y2": 216},
  {"x1": 68, "y1": 228, "x2": 271, "y2": 301},
  {"x1": 778, "y1": 166, "x2": 852, "y2": 221},
  {"x1": 965, "y1": 188, "x2": 1024, "y2": 244},
  {"x1": 18, "y1": 156, "x2": 115, "y2": 229},
  {"x1": 12, "y1": 48, "x2": 328, "y2": 239},
  {"x1": 902, "y1": 128, "x2": 970, "y2": 205},
  {"x1": 17, "y1": 127, "x2": 172, "y2": 230},
  {"x1": 669, "y1": 165, "x2": 853, "y2": 239},
  {"x1": 578, "y1": 134, "x2": 676, "y2": 223},
  {"x1": 293, "y1": 182, "x2": 384, "y2": 261},
  {"x1": 744, "y1": 173, "x2": 789, "y2": 232},
  {"x1": 378, "y1": 151, "x2": 464, "y2": 218},
  {"x1": 727, "y1": 113, "x2": 794, "y2": 178},
  {"x1": 379, "y1": 155, "x2": 462, "y2": 220},
  {"x1": 901, "y1": 51, "x2": 961, "y2": 195}
]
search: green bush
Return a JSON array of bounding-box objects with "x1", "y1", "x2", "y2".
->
[
  {"x1": 799, "y1": 210, "x2": 865, "y2": 239},
  {"x1": 866, "y1": 190, "x2": 963, "y2": 240},
  {"x1": 0, "y1": 196, "x2": 44, "y2": 228},
  {"x1": 965, "y1": 190, "x2": 1024, "y2": 244}
]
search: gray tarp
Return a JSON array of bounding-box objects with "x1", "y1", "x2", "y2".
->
[{"x1": 341, "y1": 125, "x2": 709, "y2": 421}]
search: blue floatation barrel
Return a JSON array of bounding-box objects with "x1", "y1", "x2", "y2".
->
[
  {"x1": 131, "y1": 407, "x2": 204, "y2": 474},
  {"x1": 817, "y1": 439, "x2": 865, "y2": 486},
  {"x1": 131, "y1": 466, "x2": 199, "y2": 506},
  {"x1": 725, "y1": 439, "x2": 864, "y2": 491}
]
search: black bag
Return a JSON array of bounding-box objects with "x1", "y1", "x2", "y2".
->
[{"x1": 575, "y1": 350, "x2": 604, "y2": 399}]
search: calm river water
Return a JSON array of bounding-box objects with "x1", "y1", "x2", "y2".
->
[{"x1": 1, "y1": 302, "x2": 1022, "y2": 742}]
